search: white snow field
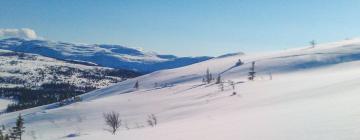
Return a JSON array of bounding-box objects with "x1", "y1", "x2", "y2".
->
[{"x1": 2, "y1": 38, "x2": 360, "y2": 140}]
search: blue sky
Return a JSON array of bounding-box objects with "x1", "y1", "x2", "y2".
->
[{"x1": 1, "y1": 0, "x2": 360, "y2": 56}]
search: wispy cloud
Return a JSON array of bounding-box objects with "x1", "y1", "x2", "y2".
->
[{"x1": 0, "y1": 28, "x2": 39, "y2": 39}]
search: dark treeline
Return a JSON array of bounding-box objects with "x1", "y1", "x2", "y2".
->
[
  {"x1": 0, "y1": 67, "x2": 141, "y2": 113},
  {"x1": 0, "y1": 52, "x2": 142, "y2": 113},
  {"x1": 1, "y1": 83, "x2": 96, "y2": 112},
  {"x1": 0, "y1": 77, "x2": 26, "y2": 85}
]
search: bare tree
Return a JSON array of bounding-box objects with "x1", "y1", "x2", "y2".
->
[
  {"x1": 103, "y1": 111, "x2": 121, "y2": 135},
  {"x1": 147, "y1": 114, "x2": 157, "y2": 127}
]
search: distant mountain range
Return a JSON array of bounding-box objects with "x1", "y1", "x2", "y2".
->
[{"x1": 0, "y1": 38, "x2": 212, "y2": 73}]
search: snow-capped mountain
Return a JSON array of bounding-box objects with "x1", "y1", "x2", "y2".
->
[
  {"x1": 0, "y1": 38, "x2": 212, "y2": 73},
  {"x1": 2, "y1": 38, "x2": 360, "y2": 140}
]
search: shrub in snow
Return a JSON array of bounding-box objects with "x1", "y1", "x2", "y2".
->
[
  {"x1": 228, "y1": 80, "x2": 235, "y2": 90},
  {"x1": 215, "y1": 75, "x2": 222, "y2": 84},
  {"x1": 147, "y1": 114, "x2": 157, "y2": 127},
  {"x1": 103, "y1": 111, "x2": 121, "y2": 135}
]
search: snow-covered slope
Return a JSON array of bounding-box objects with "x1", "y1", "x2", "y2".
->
[
  {"x1": 0, "y1": 49, "x2": 140, "y2": 113},
  {"x1": 0, "y1": 38, "x2": 212, "y2": 73},
  {"x1": 2, "y1": 38, "x2": 360, "y2": 140}
]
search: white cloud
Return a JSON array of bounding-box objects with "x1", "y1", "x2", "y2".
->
[{"x1": 0, "y1": 28, "x2": 39, "y2": 39}]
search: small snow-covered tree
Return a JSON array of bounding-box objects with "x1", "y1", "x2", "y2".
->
[
  {"x1": 205, "y1": 68, "x2": 213, "y2": 84},
  {"x1": 10, "y1": 114, "x2": 25, "y2": 140},
  {"x1": 134, "y1": 80, "x2": 139, "y2": 89},
  {"x1": 103, "y1": 111, "x2": 121, "y2": 135},
  {"x1": 248, "y1": 61, "x2": 256, "y2": 81},
  {"x1": 215, "y1": 75, "x2": 222, "y2": 84}
]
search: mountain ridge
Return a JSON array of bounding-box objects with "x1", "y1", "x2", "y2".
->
[{"x1": 0, "y1": 38, "x2": 212, "y2": 73}]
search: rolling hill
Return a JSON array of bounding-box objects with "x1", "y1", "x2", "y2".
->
[{"x1": 2, "y1": 38, "x2": 360, "y2": 140}]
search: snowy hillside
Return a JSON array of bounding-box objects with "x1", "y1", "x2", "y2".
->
[
  {"x1": 0, "y1": 49, "x2": 139, "y2": 89},
  {"x1": 0, "y1": 38, "x2": 212, "y2": 73},
  {"x1": 0, "y1": 49, "x2": 140, "y2": 112},
  {"x1": 2, "y1": 38, "x2": 360, "y2": 140}
]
